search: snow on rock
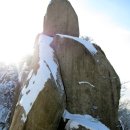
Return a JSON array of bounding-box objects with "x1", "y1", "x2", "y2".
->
[
  {"x1": 21, "y1": 113, "x2": 26, "y2": 123},
  {"x1": 63, "y1": 110, "x2": 110, "y2": 130},
  {"x1": 26, "y1": 70, "x2": 33, "y2": 81},
  {"x1": 78, "y1": 81, "x2": 95, "y2": 88},
  {"x1": 19, "y1": 62, "x2": 51, "y2": 120},
  {"x1": 19, "y1": 34, "x2": 64, "y2": 122},
  {"x1": 39, "y1": 34, "x2": 58, "y2": 82},
  {"x1": 57, "y1": 34, "x2": 97, "y2": 55},
  {"x1": 65, "y1": 120, "x2": 80, "y2": 130}
]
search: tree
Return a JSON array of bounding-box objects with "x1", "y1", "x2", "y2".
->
[{"x1": 118, "y1": 100, "x2": 130, "y2": 130}]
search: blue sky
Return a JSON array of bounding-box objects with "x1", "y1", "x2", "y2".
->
[{"x1": 85, "y1": 0, "x2": 130, "y2": 30}]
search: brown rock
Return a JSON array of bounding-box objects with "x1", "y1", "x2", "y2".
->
[
  {"x1": 10, "y1": 80, "x2": 65, "y2": 130},
  {"x1": 52, "y1": 35, "x2": 121, "y2": 130},
  {"x1": 9, "y1": 35, "x2": 65, "y2": 130},
  {"x1": 43, "y1": 0, "x2": 79, "y2": 37},
  {"x1": 24, "y1": 79, "x2": 65, "y2": 130}
]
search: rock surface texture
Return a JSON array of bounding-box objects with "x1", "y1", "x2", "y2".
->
[
  {"x1": 9, "y1": 0, "x2": 121, "y2": 130},
  {"x1": 52, "y1": 35, "x2": 120, "y2": 130},
  {"x1": 44, "y1": 0, "x2": 79, "y2": 37}
]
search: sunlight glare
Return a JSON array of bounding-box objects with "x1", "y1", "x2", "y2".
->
[{"x1": 0, "y1": 0, "x2": 50, "y2": 64}]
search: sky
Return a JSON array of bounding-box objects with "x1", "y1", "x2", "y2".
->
[{"x1": 0, "y1": 0, "x2": 129, "y2": 100}]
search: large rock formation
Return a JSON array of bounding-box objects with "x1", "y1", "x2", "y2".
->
[
  {"x1": 44, "y1": 0, "x2": 79, "y2": 37},
  {"x1": 9, "y1": 0, "x2": 121, "y2": 130},
  {"x1": 52, "y1": 35, "x2": 120, "y2": 130}
]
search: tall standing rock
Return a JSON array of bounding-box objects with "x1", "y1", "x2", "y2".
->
[
  {"x1": 44, "y1": 0, "x2": 79, "y2": 37},
  {"x1": 9, "y1": 0, "x2": 121, "y2": 129}
]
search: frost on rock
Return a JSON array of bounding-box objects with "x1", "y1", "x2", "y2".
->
[
  {"x1": 0, "y1": 65, "x2": 18, "y2": 130},
  {"x1": 19, "y1": 34, "x2": 64, "y2": 122},
  {"x1": 63, "y1": 110, "x2": 110, "y2": 130},
  {"x1": 57, "y1": 34, "x2": 97, "y2": 55}
]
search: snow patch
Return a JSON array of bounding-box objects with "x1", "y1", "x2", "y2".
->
[
  {"x1": 65, "y1": 120, "x2": 80, "y2": 130},
  {"x1": 79, "y1": 81, "x2": 95, "y2": 88},
  {"x1": 19, "y1": 34, "x2": 64, "y2": 122},
  {"x1": 26, "y1": 70, "x2": 33, "y2": 81},
  {"x1": 57, "y1": 34, "x2": 97, "y2": 55},
  {"x1": 39, "y1": 35, "x2": 58, "y2": 82},
  {"x1": 21, "y1": 114, "x2": 26, "y2": 123},
  {"x1": 19, "y1": 61, "x2": 51, "y2": 117},
  {"x1": 63, "y1": 110, "x2": 110, "y2": 130},
  {"x1": 19, "y1": 35, "x2": 53, "y2": 122}
]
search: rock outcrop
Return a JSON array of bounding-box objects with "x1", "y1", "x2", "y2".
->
[
  {"x1": 52, "y1": 35, "x2": 120, "y2": 130},
  {"x1": 44, "y1": 0, "x2": 79, "y2": 37},
  {"x1": 9, "y1": 0, "x2": 121, "y2": 130}
]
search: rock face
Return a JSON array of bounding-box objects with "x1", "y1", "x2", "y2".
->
[
  {"x1": 44, "y1": 0, "x2": 79, "y2": 37},
  {"x1": 52, "y1": 35, "x2": 120, "y2": 130}
]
